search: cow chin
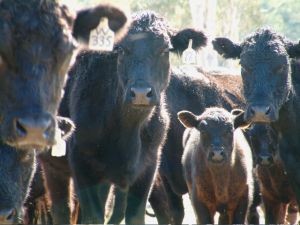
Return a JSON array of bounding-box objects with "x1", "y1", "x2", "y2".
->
[{"x1": 5, "y1": 138, "x2": 53, "y2": 151}]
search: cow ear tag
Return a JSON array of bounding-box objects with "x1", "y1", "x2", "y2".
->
[
  {"x1": 51, "y1": 129, "x2": 66, "y2": 157},
  {"x1": 182, "y1": 39, "x2": 197, "y2": 65},
  {"x1": 89, "y1": 17, "x2": 115, "y2": 51}
]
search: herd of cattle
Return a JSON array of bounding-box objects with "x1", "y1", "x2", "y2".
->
[{"x1": 0, "y1": 0, "x2": 300, "y2": 224}]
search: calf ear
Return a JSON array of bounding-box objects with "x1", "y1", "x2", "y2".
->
[
  {"x1": 57, "y1": 116, "x2": 75, "y2": 140},
  {"x1": 170, "y1": 29, "x2": 207, "y2": 55},
  {"x1": 212, "y1": 37, "x2": 241, "y2": 59},
  {"x1": 177, "y1": 111, "x2": 199, "y2": 128},
  {"x1": 231, "y1": 109, "x2": 250, "y2": 129},
  {"x1": 73, "y1": 4, "x2": 128, "y2": 43},
  {"x1": 286, "y1": 41, "x2": 300, "y2": 58}
]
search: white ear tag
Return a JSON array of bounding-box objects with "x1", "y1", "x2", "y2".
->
[
  {"x1": 182, "y1": 39, "x2": 197, "y2": 65},
  {"x1": 89, "y1": 17, "x2": 115, "y2": 51},
  {"x1": 51, "y1": 129, "x2": 66, "y2": 157}
]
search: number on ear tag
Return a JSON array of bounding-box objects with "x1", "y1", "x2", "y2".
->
[
  {"x1": 89, "y1": 17, "x2": 115, "y2": 51},
  {"x1": 51, "y1": 129, "x2": 66, "y2": 157},
  {"x1": 182, "y1": 39, "x2": 197, "y2": 65}
]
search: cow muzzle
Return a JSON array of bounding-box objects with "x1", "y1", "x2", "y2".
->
[
  {"x1": 245, "y1": 104, "x2": 278, "y2": 123},
  {"x1": 8, "y1": 114, "x2": 56, "y2": 150}
]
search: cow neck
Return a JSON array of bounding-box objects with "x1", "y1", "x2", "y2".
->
[{"x1": 276, "y1": 85, "x2": 300, "y2": 135}]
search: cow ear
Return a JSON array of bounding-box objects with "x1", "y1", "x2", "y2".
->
[
  {"x1": 212, "y1": 37, "x2": 241, "y2": 59},
  {"x1": 170, "y1": 29, "x2": 207, "y2": 55},
  {"x1": 177, "y1": 110, "x2": 199, "y2": 128},
  {"x1": 286, "y1": 41, "x2": 300, "y2": 58},
  {"x1": 72, "y1": 4, "x2": 128, "y2": 43},
  {"x1": 57, "y1": 116, "x2": 75, "y2": 140},
  {"x1": 231, "y1": 109, "x2": 250, "y2": 129}
]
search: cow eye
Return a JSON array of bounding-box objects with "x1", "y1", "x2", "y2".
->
[
  {"x1": 274, "y1": 65, "x2": 285, "y2": 74},
  {"x1": 117, "y1": 46, "x2": 130, "y2": 56},
  {"x1": 160, "y1": 48, "x2": 169, "y2": 56}
]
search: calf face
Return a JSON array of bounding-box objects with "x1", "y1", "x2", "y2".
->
[
  {"x1": 116, "y1": 11, "x2": 207, "y2": 109},
  {"x1": 212, "y1": 28, "x2": 300, "y2": 123},
  {"x1": 178, "y1": 108, "x2": 234, "y2": 164},
  {"x1": 246, "y1": 124, "x2": 278, "y2": 166},
  {"x1": 0, "y1": 0, "x2": 127, "y2": 150}
]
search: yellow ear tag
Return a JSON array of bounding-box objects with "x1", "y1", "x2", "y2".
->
[
  {"x1": 89, "y1": 17, "x2": 115, "y2": 51},
  {"x1": 51, "y1": 129, "x2": 66, "y2": 157},
  {"x1": 182, "y1": 39, "x2": 197, "y2": 65}
]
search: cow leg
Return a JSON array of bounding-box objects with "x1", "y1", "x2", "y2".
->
[
  {"x1": 125, "y1": 166, "x2": 156, "y2": 224},
  {"x1": 232, "y1": 189, "x2": 249, "y2": 224},
  {"x1": 163, "y1": 176, "x2": 184, "y2": 225},
  {"x1": 72, "y1": 178, "x2": 109, "y2": 224},
  {"x1": 105, "y1": 185, "x2": 127, "y2": 224},
  {"x1": 191, "y1": 196, "x2": 213, "y2": 224},
  {"x1": 41, "y1": 161, "x2": 71, "y2": 224},
  {"x1": 263, "y1": 197, "x2": 283, "y2": 224},
  {"x1": 148, "y1": 174, "x2": 172, "y2": 224}
]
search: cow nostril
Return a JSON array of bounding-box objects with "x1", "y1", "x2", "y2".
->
[
  {"x1": 265, "y1": 106, "x2": 271, "y2": 115},
  {"x1": 6, "y1": 209, "x2": 15, "y2": 221},
  {"x1": 250, "y1": 107, "x2": 255, "y2": 116},
  {"x1": 146, "y1": 89, "x2": 153, "y2": 98},
  {"x1": 15, "y1": 119, "x2": 27, "y2": 137},
  {"x1": 130, "y1": 88, "x2": 136, "y2": 98},
  {"x1": 220, "y1": 151, "x2": 225, "y2": 157}
]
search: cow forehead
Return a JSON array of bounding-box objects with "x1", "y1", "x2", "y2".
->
[
  {"x1": 0, "y1": 1, "x2": 73, "y2": 53},
  {"x1": 241, "y1": 41, "x2": 288, "y2": 63}
]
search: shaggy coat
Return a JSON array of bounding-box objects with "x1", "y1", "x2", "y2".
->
[
  {"x1": 213, "y1": 27, "x2": 300, "y2": 209},
  {"x1": 178, "y1": 107, "x2": 253, "y2": 224}
]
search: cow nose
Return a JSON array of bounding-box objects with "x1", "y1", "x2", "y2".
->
[
  {"x1": 130, "y1": 87, "x2": 153, "y2": 105},
  {"x1": 258, "y1": 154, "x2": 274, "y2": 166},
  {"x1": 209, "y1": 149, "x2": 226, "y2": 162},
  {"x1": 13, "y1": 115, "x2": 54, "y2": 148},
  {"x1": 0, "y1": 208, "x2": 16, "y2": 223},
  {"x1": 247, "y1": 105, "x2": 275, "y2": 122}
]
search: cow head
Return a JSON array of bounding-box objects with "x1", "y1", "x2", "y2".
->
[
  {"x1": 178, "y1": 108, "x2": 235, "y2": 164},
  {"x1": 213, "y1": 28, "x2": 300, "y2": 123},
  {"x1": 0, "y1": 116, "x2": 74, "y2": 224},
  {"x1": 0, "y1": 0, "x2": 127, "y2": 150},
  {"x1": 116, "y1": 11, "x2": 207, "y2": 110},
  {"x1": 232, "y1": 109, "x2": 278, "y2": 166}
]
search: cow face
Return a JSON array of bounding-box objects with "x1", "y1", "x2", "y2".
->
[
  {"x1": 178, "y1": 108, "x2": 235, "y2": 164},
  {"x1": 0, "y1": 0, "x2": 127, "y2": 150},
  {"x1": 117, "y1": 11, "x2": 207, "y2": 110},
  {"x1": 0, "y1": 145, "x2": 36, "y2": 225},
  {"x1": 212, "y1": 28, "x2": 300, "y2": 123},
  {"x1": 245, "y1": 124, "x2": 278, "y2": 166}
]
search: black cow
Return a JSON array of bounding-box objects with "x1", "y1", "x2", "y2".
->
[
  {"x1": 0, "y1": 0, "x2": 127, "y2": 150},
  {"x1": 212, "y1": 28, "x2": 300, "y2": 209},
  {"x1": 50, "y1": 11, "x2": 208, "y2": 224},
  {"x1": 0, "y1": 117, "x2": 74, "y2": 224}
]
